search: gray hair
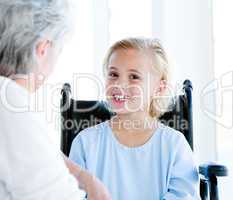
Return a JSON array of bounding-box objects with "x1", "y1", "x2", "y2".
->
[{"x1": 0, "y1": 0, "x2": 73, "y2": 77}]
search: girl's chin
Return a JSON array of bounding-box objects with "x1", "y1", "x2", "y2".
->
[
  {"x1": 108, "y1": 100, "x2": 144, "y2": 113},
  {"x1": 113, "y1": 110, "x2": 130, "y2": 115},
  {"x1": 111, "y1": 106, "x2": 142, "y2": 115}
]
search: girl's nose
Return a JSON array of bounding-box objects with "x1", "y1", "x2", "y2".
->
[{"x1": 116, "y1": 80, "x2": 128, "y2": 90}]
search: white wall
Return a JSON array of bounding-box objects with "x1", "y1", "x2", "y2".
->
[
  {"x1": 93, "y1": 0, "x2": 110, "y2": 79},
  {"x1": 152, "y1": 0, "x2": 217, "y2": 163},
  {"x1": 47, "y1": 0, "x2": 217, "y2": 164}
]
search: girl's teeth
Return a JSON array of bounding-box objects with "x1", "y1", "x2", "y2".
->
[{"x1": 114, "y1": 95, "x2": 125, "y2": 101}]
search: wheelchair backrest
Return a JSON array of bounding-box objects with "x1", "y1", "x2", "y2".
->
[{"x1": 60, "y1": 80, "x2": 193, "y2": 156}]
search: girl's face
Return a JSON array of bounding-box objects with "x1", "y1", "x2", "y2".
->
[{"x1": 105, "y1": 48, "x2": 163, "y2": 116}]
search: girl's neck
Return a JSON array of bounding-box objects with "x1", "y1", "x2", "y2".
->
[
  {"x1": 109, "y1": 112, "x2": 158, "y2": 134},
  {"x1": 109, "y1": 112, "x2": 159, "y2": 148}
]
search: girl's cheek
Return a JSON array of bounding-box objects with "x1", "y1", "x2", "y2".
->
[
  {"x1": 105, "y1": 79, "x2": 111, "y2": 88},
  {"x1": 130, "y1": 84, "x2": 145, "y2": 97},
  {"x1": 131, "y1": 90, "x2": 142, "y2": 98},
  {"x1": 105, "y1": 79, "x2": 115, "y2": 86},
  {"x1": 105, "y1": 83, "x2": 114, "y2": 96}
]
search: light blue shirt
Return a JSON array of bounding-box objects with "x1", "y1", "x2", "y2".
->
[{"x1": 69, "y1": 121, "x2": 200, "y2": 200}]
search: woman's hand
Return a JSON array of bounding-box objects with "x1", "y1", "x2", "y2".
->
[
  {"x1": 62, "y1": 153, "x2": 112, "y2": 200},
  {"x1": 77, "y1": 169, "x2": 112, "y2": 200}
]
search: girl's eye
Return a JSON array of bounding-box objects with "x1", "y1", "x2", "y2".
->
[
  {"x1": 129, "y1": 74, "x2": 140, "y2": 80},
  {"x1": 108, "y1": 72, "x2": 118, "y2": 79}
]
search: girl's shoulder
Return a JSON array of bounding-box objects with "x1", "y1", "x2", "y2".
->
[{"x1": 157, "y1": 122, "x2": 189, "y2": 148}]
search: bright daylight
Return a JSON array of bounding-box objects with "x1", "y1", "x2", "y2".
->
[{"x1": 0, "y1": 0, "x2": 232, "y2": 200}]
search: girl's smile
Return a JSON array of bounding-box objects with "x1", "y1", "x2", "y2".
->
[{"x1": 105, "y1": 48, "x2": 161, "y2": 115}]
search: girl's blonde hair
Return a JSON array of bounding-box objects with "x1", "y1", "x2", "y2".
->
[{"x1": 103, "y1": 37, "x2": 171, "y2": 118}]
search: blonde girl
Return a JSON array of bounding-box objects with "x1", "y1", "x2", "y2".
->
[{"x1": 70, "y1": 37, "x2": 200, "y2": 200}]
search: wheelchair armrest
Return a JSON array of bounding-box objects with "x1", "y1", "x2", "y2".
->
[
  {"x1": 199, "y1": 163, "x2": 228, "y2": 200},
  {"x1": 199, "y1": 163, "x2": 228, "y2": 178}
]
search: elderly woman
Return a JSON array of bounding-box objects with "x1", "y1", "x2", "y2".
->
[{"x1": 0, "y1": 1, "x2": 111, "y2": 200}]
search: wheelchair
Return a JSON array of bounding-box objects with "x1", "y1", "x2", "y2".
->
[{"x1": 60, "y1": 79, "x2": 228, "y2": 200}]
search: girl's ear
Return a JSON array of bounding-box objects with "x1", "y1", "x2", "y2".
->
[{"x1": 155, "y1": 79, "x2": 167, "y2": 96}]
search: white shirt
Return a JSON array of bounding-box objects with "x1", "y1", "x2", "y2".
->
[{"x1": 0, "y1": 76, "x2": 82, "y2": 200}]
